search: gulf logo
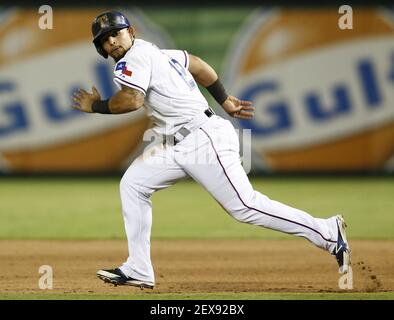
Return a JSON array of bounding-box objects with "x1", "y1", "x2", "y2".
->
[
  {"x1": 223, "y1": 8, "x2": 394, "y2": 171},
  {"x1": 0, "y1": 8, "x2": 173, "y2": 172}
]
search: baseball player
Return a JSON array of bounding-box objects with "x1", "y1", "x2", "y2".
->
[{"x1": 72, "y1": 11, "x2": 351, "y2": 289}]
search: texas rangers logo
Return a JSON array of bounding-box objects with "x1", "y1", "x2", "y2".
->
[
  {"x1": 97, "y1": 14, "x2": 110, "y2": 28},
  {"x1": 115, "y1": 61, "x2": 132, "y2": 77}
]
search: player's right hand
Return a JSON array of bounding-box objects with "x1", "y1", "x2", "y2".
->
[{"x1": 72, "y1": 86, "x2": 101, "y2": 113}]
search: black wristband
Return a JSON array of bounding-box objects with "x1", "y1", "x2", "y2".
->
[
  {"x1": 92, "y1": 99, "x2": 111, "y2": 114},
  {"x1": 206, "y1": 79, "x2": 228, "y2": 105}
]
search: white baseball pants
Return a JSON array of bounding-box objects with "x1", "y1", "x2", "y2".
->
[{"x1": 118, "y1": 115, "x2": 338, "y2": 283}]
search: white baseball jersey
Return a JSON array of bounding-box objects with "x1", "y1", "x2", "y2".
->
[{"x1": 113, "y1": 39, "x2": 209, "y2": 135}]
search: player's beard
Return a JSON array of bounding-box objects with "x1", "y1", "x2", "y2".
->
[
  {"x1": 111, "y1": 46, "x2": 127, "y2": 62},
  {"x1": 110, "y1": 38, "x2": 134, "y2": 62}
]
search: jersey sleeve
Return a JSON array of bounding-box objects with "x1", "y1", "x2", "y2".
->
[
  {"x1": 113, "y1": 52, "x2": 151, "y2": 96},
  {"x1": 161, "y1": 49, "x2": 189, "y2": 70}
]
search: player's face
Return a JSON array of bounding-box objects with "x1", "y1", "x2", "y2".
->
[{"x1": 101, "y1": 27, "x2": 135, "y2": 62}]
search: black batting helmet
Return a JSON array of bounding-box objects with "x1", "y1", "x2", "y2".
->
[{"x1": 92, "y1": 11, "x2": 131, "y2": 58}]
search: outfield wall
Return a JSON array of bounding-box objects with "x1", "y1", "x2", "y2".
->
[{"x1": 0, "y1": 6, "x2": 393, "y2": 173}]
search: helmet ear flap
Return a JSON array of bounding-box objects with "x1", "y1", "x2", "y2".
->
[
  {"x1": 98, "y1": 46, "x2": 108, "y2": 59},
  {"x1": 94, "y1": 40, "x2": 108, "y2": 59}
]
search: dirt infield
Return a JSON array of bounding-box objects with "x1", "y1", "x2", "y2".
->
[{"x1": 0, "y1": 239, "x2": 392, "y2": 295}]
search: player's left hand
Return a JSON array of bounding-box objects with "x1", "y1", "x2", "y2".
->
[
  {"x1": 72, "y1": 86, "x2": 101, "y2": 113},
  {"x1": 221, "y1": 95, "x2": 254, "y2": 119}
]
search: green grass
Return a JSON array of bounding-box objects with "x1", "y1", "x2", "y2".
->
[
  {"x1": 0, "y1": 292, "x2": 393, "y2": 300},
  {"x1": 0, "y1": 177, "x2": 393, "y2": 240}
]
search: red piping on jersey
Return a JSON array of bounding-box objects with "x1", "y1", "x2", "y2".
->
[{"x1": 199, "y1": 127, "x2": 336, "y2": 244}]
